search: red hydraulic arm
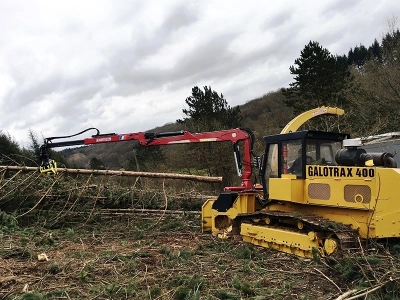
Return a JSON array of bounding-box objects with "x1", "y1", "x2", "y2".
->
[{"x1": 40, "y1": 128, "x2": 259, "y2": 190}]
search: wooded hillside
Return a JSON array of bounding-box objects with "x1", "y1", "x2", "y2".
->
[{"x1": 59, "y1": 90, "x2": 293, "y2": 170}]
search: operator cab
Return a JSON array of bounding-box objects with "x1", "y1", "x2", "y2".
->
[{"x1": 261, "y1": 130, "x2": 349, "y2": 185}]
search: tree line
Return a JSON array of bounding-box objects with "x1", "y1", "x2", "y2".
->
[
  {"x1": 283, "y1": 27, "x2": 400, "y2": 136},
  {"x1": 0, "y1": 129, "x2": 67, "y2": 169}
]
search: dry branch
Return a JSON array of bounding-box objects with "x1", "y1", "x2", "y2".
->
[
  {"x1": 314, "y1": 268, "x2": 342, "y2": 292},
  {"x1": 334, "y1": 289, "x2": 357, "y2": 300},
  {"x1": 99, "y1": 208, "x2": 201, "y2": 215},
  {"x1": 0, "y1": 165, "x2": 223, "y2": 183},
  {"x1": 16, "y1": 174, "x2": 63, "y2": 218}
]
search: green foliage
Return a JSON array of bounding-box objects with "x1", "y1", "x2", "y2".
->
[
  {"x1": 177, "y1": 86, "x2": 242, "y2": 131},
  {"x1": 18, "y1": 293, "x2": 46, "y2": 300},
  {"x1": 332, "y1": 254, "x2": 385, "y2": 288},
  {"x1": 133, "y1": 227, "x2": 144, "y2": 239},
  {"x1": 150, "y1": 286, "x2": 161, "y2": 298},
  {"x1": 232, "y1": 275, "x2": 255, "y2": 296},
  {"x1": 79, "y1": 270, "x2": 88, "y2": 282},
  {"x1": 343, "y1": 27, "x2": 400, "y2": 136},
  {"x1": 283, "y1": 41, "x2": 352, "y2": 126},
  {"x1": 125, "y1": 282, "x2": 138, "y2": 296},
  {"x1": 381, "y1": 28, "x2": 400, "y2": 56},
  {"x1": 27, "y1": 129, "x2": 42, "y2": 159},
  {"x1": 175, "y1": 86, "x2": 244, "y2": 186},
  {"x1": 89, "y1": 156, "x2": 106, "y2": 169},
  {"x1": 0, "y1": 131, "x2": 24, "y2": 165},
  {"x1": 312, "y1": 247, "x2": 322, "y2": 264},
  {"x1": 0, "y1": 210, "x2": 18, "y2": 232},
  {"x1": 127, "y1": 144, "x2": 165, "y2": 171},
  {"x1": 215, "y1": 290, "x2": 240, "y2": 300},
  {"x1": 179, "y1": 249, "x2": 194, "y2": 261},
  {"x1": 170, "y1": 274, "x2": 204, "y2": 290},
  {"x1": 34, "y1": 234, "x2": 58, "y2": 248},
  {"x1": 27, "y1": 129, "x2": 69, "y2": 168},
  {"x1": 333, "y1": 256, "x2": 361, "y2": 281},
  {"x1": 0, "y1": 247, "x2": 31, "y2": 259},
  {"x1": 64, "y1": 228, "x2": 77, "y2": 239},
  {"x1": 170, "y1": 275, "x2": 204, "y2": 300},
  {"x1": 159, "y1": 245, "x2": 171, "y2": 255},
  {"x1": 48, "y1": 263, "x2": 63, "y2": 274},
  {"x1": 341, "y1": 42, "x2": 382, "y2": 67},
  {"x1": 159, "y1": 215, "x2": 194, "y2": 232},
  {"x1": 281, "y1": 30, "x2": 400, "y2": 137},
  {"x1": 68, "y1": 249, "x2": 87, "y2": 259},
  {"x1": 174, "y1": 286, "x2": 191, "y2": 300},
  {"x1": 105, "y1": 282, "x2": 120, "y2": 295},
  {"x1": 234, "y1": 244, "x2": 256, "y2": 259},
  {"x1": 389, "y1": 243, "x2": 400, "y2": 258}
]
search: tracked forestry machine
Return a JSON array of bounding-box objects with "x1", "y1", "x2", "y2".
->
[{"x1": 40, "y1": 107, "x2": 400, "y2": 258}]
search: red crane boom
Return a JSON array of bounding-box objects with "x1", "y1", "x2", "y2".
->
[{"x1": 39, "y1": 128, "x2": 259, "y2": 191}]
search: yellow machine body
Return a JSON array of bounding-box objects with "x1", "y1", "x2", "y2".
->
[
  {"x1": 202, "y1": 166, "x2": 400, "y2": 258},
  {"x1": 269, "y1": 166, "x2": 400, "y2": 239},
  {"x1": 201, "y1": 107, "x2": 400, "y2": 257}
]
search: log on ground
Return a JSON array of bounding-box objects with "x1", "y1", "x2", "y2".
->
[{"x1": 0, "y1": 165, "x2": 223, "y2": 183}]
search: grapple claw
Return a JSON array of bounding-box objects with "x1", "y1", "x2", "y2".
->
[{"x1": 40, "y1": 160, "x2": 57, "y2": 175}]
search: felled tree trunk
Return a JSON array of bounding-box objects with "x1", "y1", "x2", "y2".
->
[{"x1": 0, "y1": 166, "x2": 223, "y2": 183}]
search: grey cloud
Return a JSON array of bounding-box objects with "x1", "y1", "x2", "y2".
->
[
  {"x1": 107, "y1": 3, "x2": 198, "y2": 65},
  {"x1": 109, "y1": 2, "x2": 148, "y2": 26},
  {"x1": 104, "y1": 4, "x2": 200, "y2": 93},
  {"x1": 322, "y1": 0, "x2": 362, "y2": 17},
  {"x1": 160, "y1": 4, "x2": 199, "y2": 33},
  {"x1": 262, "y1": 8, "x2": 294, "y2": 30},
  {"x1": 3, "y1": 67, "x2": 108, "y2": 114},
  {"x1": 168, "y1": 34, "x2": 237, "y2": 81}
]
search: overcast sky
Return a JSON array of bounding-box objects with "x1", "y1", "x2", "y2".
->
[{"x1": 0, "y1": 0, "x2": 398, "y2": 147}]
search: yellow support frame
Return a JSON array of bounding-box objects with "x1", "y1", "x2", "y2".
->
[{"x1": 241, "y1": 223, "x2": 323, "y2": 258}]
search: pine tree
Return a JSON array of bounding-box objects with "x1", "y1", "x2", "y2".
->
[
  {"x1": 353, "y1": 45, "x2": 368, "y2": 67},
  {"x1": 177, "y1": 86, "x2": 242, "y2": 132},
  {"x1": 368, "y1": 39, "x2": 382, "y2": 62},
  {"x1": 283, "y1": 41, "x2": 351, "y2": 115},
  {"x1": 27, "y1": 129, "x2": 69, "y2": 168},
  {"x1": 0, "y1": 131, "x2": 22, "y2": 165},
  {"x1": 176, "y1": 86, "x2": 243, "y2": 186},
  {"x1": 343, "y1": 27, "x2": 400, "y2": 136}
]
